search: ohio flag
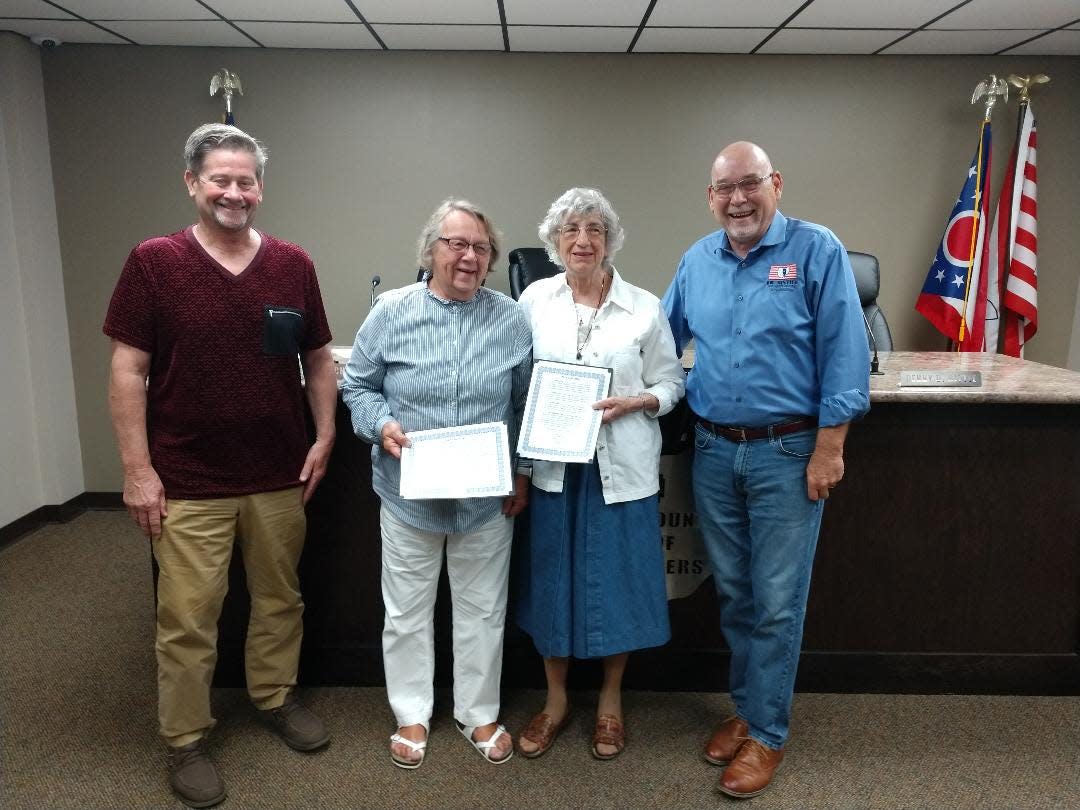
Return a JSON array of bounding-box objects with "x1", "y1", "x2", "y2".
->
[{"x1": 916, "y1": 119, "x2": 992, "y2": 350}]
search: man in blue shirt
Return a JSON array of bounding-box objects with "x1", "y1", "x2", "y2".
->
[{"x1": 662, "y1": 141, "x2": 870, "y2": 799}]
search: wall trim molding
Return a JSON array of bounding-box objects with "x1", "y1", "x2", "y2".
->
[{"x1": 0, "y1": 492, "x2": 122, "y2": 550}]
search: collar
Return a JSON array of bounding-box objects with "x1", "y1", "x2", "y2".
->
[
  {"x1": 555, "y1": 267, "x2": 635, "y2": 314},
  {"x1": 718, "y1": 210, "x2": 788, "y2": 259}
]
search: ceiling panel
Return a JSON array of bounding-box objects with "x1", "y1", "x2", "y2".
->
[
  {"x1": 207, "y1": 0, "x2": 358, "y2": 23},
  {"x1": 106, "y1": 19, "x2": 255, "y2": 46},
  {"x1": 357, "y1": 0, "x2": 500, "y2": 25},
  {"x1": 758, "y1": 28, "x2": 902, "y2": 54},
  {"x1": 648, "y1": 0, "x2": 806, "y2": 27},
  {"x1": 2, "y1": 0, "x2": 76, "y2": 17},
  {"x1": 375, "y1": 24, "x2": 503, "y2": 51},
  {"x1": 792, "y1": 0, "x2": 960, "y2": 28},
  {"x1": 0, "y1": 17, "x2": 125, "y2": 42},
  {"x1": 634, "y1": 27, "x2": 765, "y2": 53},
  {"x1": 505, "y1": 0, "x2": 650, "y2": 27},
  {"x1": 509, "y1": 25, "x2": 635, "y2": 52},
  {"x1": 239, "y1": 22, "x2": 380, "y2": 49},
  {"x1": 883, "y1": 29, "x2": 1046, "y2": 54},
  {"x1": 53, "y1": 1, "x2": 215, "y2": 20},
  {"x1": 1003, "y1": 29, "x2": 1080, "y2": 55},
  {"x1": 930, "y1": 0, "x2": 1080, "y2": 29}
]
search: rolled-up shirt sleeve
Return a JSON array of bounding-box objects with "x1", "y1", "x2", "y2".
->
[{"x1": 814, "y1": 246, "x2": 871, "y2": 427}]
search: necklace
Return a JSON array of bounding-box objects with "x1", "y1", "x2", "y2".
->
[{"x1": 573, "y1": 272, "x2": 608, "y2": 360}]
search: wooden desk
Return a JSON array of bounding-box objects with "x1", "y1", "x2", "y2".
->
[{"x1": 215, "y1": 352, "x2": 1080, "y2": 694}]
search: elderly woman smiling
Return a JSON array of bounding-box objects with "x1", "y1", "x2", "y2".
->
[
  {"x1": 514, "y1": 187, "x2": 684, "y2": 760},
  {"x1": 342, "y1": 199, "x2": 532, "y2": 768}
]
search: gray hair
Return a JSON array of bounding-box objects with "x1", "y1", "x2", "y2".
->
[
  {"x1": 416, "y1": 198, "x2": 502, "y2": 271},
  {"x1": 184, "y1": 123, "x2": 267, "y2": 179},
  {"x1": 538, "y1": 187, "x2": 626, "y2": 269}
]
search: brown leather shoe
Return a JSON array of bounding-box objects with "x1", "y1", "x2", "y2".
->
[
  {"x1": 704, "y1": 715, "x2": 749, "y2": 765},
  {"x1": 718, "y1": 738, "x2": 785, "y2": 799},
  {"x1": 518, "y1": 710, "x2": 571, "y2": 759},
  {"x1": 590, "y1": 713, "x2": 625, "y2": 760}
]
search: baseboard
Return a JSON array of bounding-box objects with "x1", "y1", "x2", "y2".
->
[{"x1": 0, "y1": 491, "x2": 123, "y2": 550}]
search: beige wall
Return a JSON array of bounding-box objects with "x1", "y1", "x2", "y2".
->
[{"x1": 38, "y1": 46, "x2": 1080, "y2": 492}]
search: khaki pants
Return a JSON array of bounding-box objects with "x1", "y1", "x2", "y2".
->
[{"x1": 152, "y1": 487, "x2": 306, "y2": 746}]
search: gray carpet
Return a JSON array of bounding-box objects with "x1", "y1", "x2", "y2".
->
[{"x1": 2, "y1": 511, "x2": 1079, "y2": 809}]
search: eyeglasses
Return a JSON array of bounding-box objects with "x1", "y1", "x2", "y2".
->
[
  {"x1": 709, "y1": 173, "x2": 775, "y2": 199},
  {"x1": 559, "y1": 223, "x2": 607, "y2": 240},
  {"x1": 437, "y1": 236, "x2": 492, "y2": 258},
  {"x1": 198, "y1": 175, "x2": 259, "y2": 192}
]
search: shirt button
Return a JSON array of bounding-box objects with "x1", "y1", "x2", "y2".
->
[
  {"x1": 735, "y1": 396, "x2": 742, "y2": 402},
  {"x1": 597, "y1": 445, "x2": 606, "y2": 451},
  {"x1": 734, "y1": 362, "x2": 740, "y2": 368},
  {"x1": 736, "y1": 328, "x2": 742, "y2": 335},
  {"x1": 737, "y1": 295, "x2": 744, "y2": 301}
]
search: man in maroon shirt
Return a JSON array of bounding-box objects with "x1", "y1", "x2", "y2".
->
[{"x1": 104, "y1": 123, "x2": 337, "y2": 809}]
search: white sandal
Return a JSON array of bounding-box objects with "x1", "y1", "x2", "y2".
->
[
  {"x1": 457, "y1": 722, "x2": 513, "y2": 764},
  {"x1": 389, "y1": 732, "x2": 427, "y2": 769}
]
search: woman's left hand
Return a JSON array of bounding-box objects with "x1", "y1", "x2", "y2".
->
[
  {"x1": 592, "y1": 394, "x2": 658, "y2": 424},
  {"x1": 502, "y1": 473, "x2": 530, "y2": 517}
]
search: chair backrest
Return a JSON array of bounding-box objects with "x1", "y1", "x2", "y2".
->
[
  {"x1": 847, "y1": 250, "x2": 893, "y2": 352},
  {"x1": 508, "y1": 247, "x2": 562, "y2": 300}
]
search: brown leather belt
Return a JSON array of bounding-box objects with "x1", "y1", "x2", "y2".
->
[{"x1": 698, "y1": 416, "x2": 817, "y2": 443}]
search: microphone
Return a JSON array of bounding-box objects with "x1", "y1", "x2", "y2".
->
[
  {"x1": 370, "y1": 275, "x2": 381, "y2": 308},
  {"x1": 862, "y1": 311, "x2": 884, "y2": 375}
]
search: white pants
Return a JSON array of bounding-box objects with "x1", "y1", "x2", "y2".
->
[{"x1": 380, "y1": 506, "x2": 514, "y2": 729}]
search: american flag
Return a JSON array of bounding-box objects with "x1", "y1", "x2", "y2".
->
[
  {"x1": 915, "y1": 120, "x2": 993, "y2": 350},
  {"x1": 1000, "y1": 105, "x2": 1039, "y2": 357}
]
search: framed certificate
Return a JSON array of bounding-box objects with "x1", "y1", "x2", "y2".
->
[{"x1": 517, "y1": 360, "x2": 611, "y2": 463}]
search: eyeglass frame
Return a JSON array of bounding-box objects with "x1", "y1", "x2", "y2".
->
[
  {"x1": 436, "y1": 236, "x2": 493, "y2": 258},
  {"x1": 709, "y1": 172, "x2": 777, "y2": 199},
  {"x1": 558, "y1": 223, "x2": 608, "y2": 239},
  {"x1": 196, "y1": 174, "x2": 260, "y2": 192}
]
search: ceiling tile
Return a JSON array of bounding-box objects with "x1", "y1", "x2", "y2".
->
[
  {"x1": 207, "y1": 0, "x2": 358, "y2": 23},
  {"x1": 239, "y1": 21, "x2": 380, "y2": 48},
  {"x1": 648, "y1": 0, "x2": 806, "y2": 27},
  {"x1": 792, "y1": 0, "x2": 959, "y2": 28},
  {"x1": 106, "y1": 19, "x2": 255, "y2": 46},
  {"x1": 0, "y1": 18, "x2": 126, "y2": 43},
  {"x1": 1002, "y1": 29, "x2": 1080, "y2": 55},
  {"x1": 759, "y1": 28, "x2": 902, "y2": 54},
  {"x1": 930, "y1": 0, "x2": 1080, "y2": 29},
  {"x1": 53, "y1": 1, "x2": 215, "y2": 20},
  {"x1": 509, "y1": 25, "x2": 634, "y2": 51},
  {"x1": 375, "y1": 23, "x2": 503, "y2": 50},
  {"x1": 883, "y1": 28, "x2": 1047, "y2": 54},
  {"x1": 1, "y1": 0, "x2": 75, "y2": 17},
  {"x1": 634, "y1": 27, "x2": 765, "y2": 53},
  {"x1": 505, "y1": 0, "x2": 651, "y2": 27},
  {"x1": 357, "y1": 0, "x2": 500, "y2": 25}
]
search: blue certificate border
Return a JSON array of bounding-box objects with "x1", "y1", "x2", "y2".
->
[{"x1": 519, "y1": 362, "x2": 610, "y2": 460}]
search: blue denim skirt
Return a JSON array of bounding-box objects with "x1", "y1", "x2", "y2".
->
[{"x1": 515, "y1": 462, "x2": 671, "y2": 659}]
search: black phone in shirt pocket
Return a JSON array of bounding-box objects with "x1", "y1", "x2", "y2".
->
[{"x1": 263, "y1": 305, "x2": 305, "y2": 355}]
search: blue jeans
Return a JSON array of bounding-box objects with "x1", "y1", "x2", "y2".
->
[{"x1": 692, "y1": 422, "x2": 824, "y2": 750}]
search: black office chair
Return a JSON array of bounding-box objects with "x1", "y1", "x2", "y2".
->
[
  {"x1": 508, "y1": 247, "x2": 562, "y2": 300},
  {"x1": 848, "y1": 251, "x2": 893, "y2": 352}
]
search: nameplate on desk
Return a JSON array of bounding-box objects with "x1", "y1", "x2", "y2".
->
[{"x1": 899, "y1": 370, "x2": 982, "y2": 388}]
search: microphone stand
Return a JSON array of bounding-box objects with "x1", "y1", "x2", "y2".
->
[
  {"x1": 370, "y1": 275, "x2": 381, "y2": 310},
  {"x1": 863, "y1": 311, "x2": 885, "y2": 375}
]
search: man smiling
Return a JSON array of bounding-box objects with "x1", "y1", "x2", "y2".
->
[
  {"x1": 104, "y1": 123, "x2": 337, "y2": 808},
  {"x1": 663, "y1": 141, "x2": 870, "y2": 799}
]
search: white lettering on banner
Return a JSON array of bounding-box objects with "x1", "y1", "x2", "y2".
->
[{"x1": 658, "y1": 454, "x2": 711, "y2": 600}]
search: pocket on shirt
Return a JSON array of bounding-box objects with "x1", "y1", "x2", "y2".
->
[{"x1": 263, "y1": 305, "x2": 305, "y2": 355}]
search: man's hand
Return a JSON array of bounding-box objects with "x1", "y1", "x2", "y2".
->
[
  {"x1": 806, "y1": 424, "x2": 849, "y2": 501},
  {"x1": 123, "y1": 465, "x2": 167, "y2": 539},
  {"x1": 300, "y1": 436, "x2": 335, "y2": 504},
  {"x1": 502, "y1": 473, "x2": 530, "y2": 517},
  {"x1": 380, "y1": 420, "x2": 410, "y2": 459}
]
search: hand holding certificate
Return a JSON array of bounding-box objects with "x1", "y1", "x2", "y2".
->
[
  {"x1": 517, "y1": 360, "x2": 611, "y2": 463},
  {"x1": 400, "y1": 422, "x2": 513, "y2": 499}
]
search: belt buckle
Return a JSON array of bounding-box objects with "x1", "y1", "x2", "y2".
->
[{"x1": 736, "y1": 427, "x2": 747, "y2": 442}]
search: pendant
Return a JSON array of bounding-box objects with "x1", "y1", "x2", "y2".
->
[{"x1": 576, "y1": 352, "x2": 582, "y2": 360}]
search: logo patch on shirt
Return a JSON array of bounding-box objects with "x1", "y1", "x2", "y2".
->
[{"x1": 768, "y1": 263, "x2": 798, "y2": 280}]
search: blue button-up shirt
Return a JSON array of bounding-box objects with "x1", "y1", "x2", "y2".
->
[
  {"x1": 662, "y1": 211, "x2": 870, "y2": 428},
  {"x1": 341, "y1": 281, "x2": 533, "y2": 534}
]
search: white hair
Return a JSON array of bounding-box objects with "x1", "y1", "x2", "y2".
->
[{"x1": 538, "y1": 187, "x2": 626, "y2": 269}]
